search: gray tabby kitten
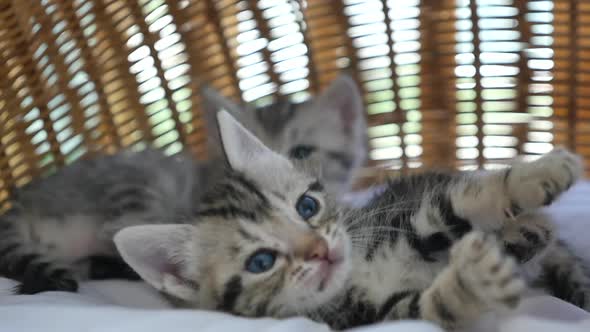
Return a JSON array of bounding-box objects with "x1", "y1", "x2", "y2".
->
[
  {"x1": 201, "y1": 75, "x2": 367, "y2": 194},
  {"x1": 115, "y1": 111, "x2": 590, "y2": 331},
  {"x1": 0, "y1": 75, "x2": 367, "y2": 294}
]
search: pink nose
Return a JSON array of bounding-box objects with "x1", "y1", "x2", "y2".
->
[{"x1": 305, "y1": 237, "x2": 330, "y2": 262}]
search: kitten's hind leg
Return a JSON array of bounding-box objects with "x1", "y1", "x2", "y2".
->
[
  {"x1": 378, "y1": 231, "x2": 525, "y2": 330},
  {"x1": 422, "y1": 231, "x2": 524, "y2": 329},
  {"x1": 449, "y1": 147, "x2": 583, "y2": 230},
  {"x1": 0, "y1": 212, "x2": 91, "y2": 294},
  {"x1": 15, "y1": 263, "x2": 78, "y2": 294},
  {"x1": 0, "y1": 235, "x2": 79, "y2": 294},
  {"x1": 535, "y1": 241, "x2": 590, "y2": 311}
]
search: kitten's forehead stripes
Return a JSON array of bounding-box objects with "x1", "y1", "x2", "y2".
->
[
  {"x1": 271, "y1": 191, "x2": 286, "y2": 201},
  {"x1": 201, "y1": 183, "x2": 243, "y2": 203},
  {"x1": 197, "y1": 172, "x2": 270, "y2": 222},
  {"x1": 238, "y1": 227, "x2": 261, "y2": 242},
  {"x1": 196, "y1": 206, "x2": 257, "y2": 221},
  {"x1": 227, "y1": 172, "x2": 269, "y2": 208}
]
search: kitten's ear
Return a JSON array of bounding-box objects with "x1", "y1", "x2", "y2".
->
[
  {"x1": 114, "y1": 224, "x2": 200, "y2": 301},
  {"x1": 315, "y1": 74, "x2": 365, "y2": 134},
  {"x1": 200, "y1": 86, "x2": 243, "y2": 159},
  {"x1": 217, "y1": 110, "x2": 282, "y2": 173}
]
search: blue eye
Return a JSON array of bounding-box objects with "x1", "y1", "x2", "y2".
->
[
  {"x1": 289, "y1": 145, "x2": 316, "y2": 160},
  {"x1": 245, "y1": 250, "x2": 277, "y2": 273},
  {"x1": 296, "y1": 195, "x2": 319, "y2": 220}
]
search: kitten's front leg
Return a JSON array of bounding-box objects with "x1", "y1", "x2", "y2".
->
[
  {"x1": 450, "y1": 147, "x2": 583, "y2": 229},
  {"x1": 502, "y1": 147, "x2": 583, "y2": 215},
  {"x1": 419, "y1": 231, "x2": 525, "y2": 330}
]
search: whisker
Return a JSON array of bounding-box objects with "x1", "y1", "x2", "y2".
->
[{"x1": 340, "y1": 199, "x2": 424, "y2": 228}]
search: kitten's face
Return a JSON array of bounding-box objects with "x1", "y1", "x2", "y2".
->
[
  {"x1": 188, "y1": 168, "x2": 352, "y2": 317},
  {"x1": 115, "y1": 111, "x2": 353, "y2": 317},
  {"x1": 202, "y1": 75, "x2": 367, "y2": 194}
]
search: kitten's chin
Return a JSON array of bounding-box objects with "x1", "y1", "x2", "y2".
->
[
  {"x1": 303, "y1": 255, "x2": 352, "y2": 308},
  {"x1": 315, "y1": 231, "x2": 353, "y2": 301},
  {"x1": 278, "y1": 233, "x2": 353, "y2": 316},
  {"x1": 278, "y1": 260, "x2": 351, "y2": 318},
  {"x1": 316, "y1": 257, "x2": 351, "y2": 299}
]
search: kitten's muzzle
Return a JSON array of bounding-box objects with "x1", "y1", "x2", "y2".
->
[
  {"x1": 304, "y1": 237, "x2": 330, "y2": 262},
  {"x1": 304, "y1": 235, "x2": 345, "y2": 266},
  {"x1": 315, "y1": 251, "x2": 345, "y2": 292}
]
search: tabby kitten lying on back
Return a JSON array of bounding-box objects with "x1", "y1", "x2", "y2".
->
[
  {"x1": 115, "y1": 111, "x2": 590, "y2": 331},
  {"x1": 0, "y1": 75, "x2": 367, "y2": 294}
]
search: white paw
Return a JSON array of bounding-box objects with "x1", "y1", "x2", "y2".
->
[
  {"x1": 506, "y1": 147, "x2": 583, "y2": 214},
  {"x1": 452, "y1": 231, "x2": 525, "y2": 310}
]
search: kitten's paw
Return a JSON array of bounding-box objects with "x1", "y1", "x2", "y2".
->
[
  {"x1": 502, "y1": 213, "x2": 554, "y2": 263},
  {"x1": 452, "y1": 231, "x2": 526, "y2": 310},
  {"x1": 505, "y1": 147, "x2": 583, "y2": 216},
  {"x1": 15, "y1": 269, "x2": 79, "y2": 294}
]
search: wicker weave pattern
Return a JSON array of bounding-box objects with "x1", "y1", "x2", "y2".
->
[{"x1": 0, "y1": 0, "x2": 589, "y2": 208}]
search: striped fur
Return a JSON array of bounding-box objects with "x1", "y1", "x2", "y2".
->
[
  {"x1": 201, "y1": 74, "x2": 367, "y2": 194},
  {"x1": 0, "y1": 149, "x2": 203, "y2": 293},
  {"x1": 0, "y1": 76, "x2": 366, "y2": 294},
  {"x1": 114, "y1": 124, "x2": 589, "y2": 331}
]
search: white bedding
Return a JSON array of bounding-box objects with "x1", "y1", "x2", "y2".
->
[{"x1": 0, "y1": 182, "x2": 589, "y2": 332}]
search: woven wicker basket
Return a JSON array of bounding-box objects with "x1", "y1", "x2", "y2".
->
[{"x1": 0, "y1": 0, "x2": 588, "y2": 208}]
